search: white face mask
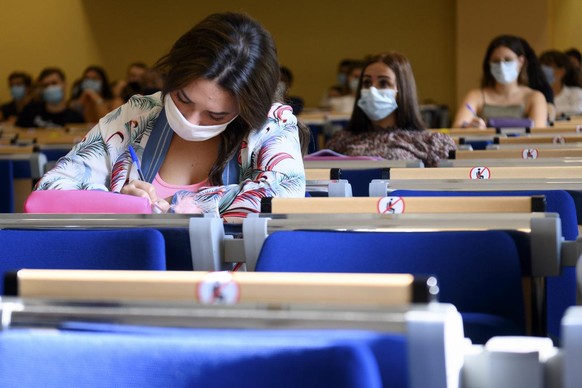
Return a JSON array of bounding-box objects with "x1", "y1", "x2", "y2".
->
[
  {"x1": 490, "y1": 61, "x2": 520, "y2": 84},
  {"x1": 357, "y1": 87, "x2": 398, "y2": 121},
  {"x1": 164, "y1": 94, "x2": 237, "y2": 142}
]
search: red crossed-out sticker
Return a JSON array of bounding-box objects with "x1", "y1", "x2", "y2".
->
[
  {"x1": 196, "y1": 271, "x2": 240, "y2": 305},
  {"x1": 469, "y1": 166, "x2": 490, "y2": 180},
  {"x1": 521, "y1": 148, "x2": 538, "y2": 159},
  {"x1": 377, "y1": 196, "x2": 406, "y2": 214}
]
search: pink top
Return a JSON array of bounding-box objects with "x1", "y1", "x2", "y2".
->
[{"x1": 153, "y1": 173, "x2": 209, "y2": 199}]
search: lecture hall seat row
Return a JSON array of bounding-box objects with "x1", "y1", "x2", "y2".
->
[{"x1": 2, "y1": 268, "x2": 582, "y2": 388}]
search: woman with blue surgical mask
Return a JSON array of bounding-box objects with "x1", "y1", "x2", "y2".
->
[
  {"x1": 453, "y1": 35, "x2": 548, "y2": 129},
  {"x1": 326, "y1": 52, "x2": 455, "y2": 167},
  {"x1": 16, "y1": 67, "x2": 84, "y2": 128},
  {"x1": 324, "y1": 60, "x2": 364, "y2": 114},
  {"x1": 69, "y1": 65, "x2": 124, "y2": 124},
  {"x1": 35, "y1": 12, "x2": 309, "y2": 216}
]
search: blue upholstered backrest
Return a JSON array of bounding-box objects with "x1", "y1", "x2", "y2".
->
[
  {"x1": 0, "y1": 229, "x2": 166, "y2": 292},
  {"x1": 256, "y1": 230, "x2": 525, "y2": 332},
  {"x1": 340, "y1": 169, "x2": 388, "y2": 197},
  {"x1": 390, "y1": 188, "x2": 578, "y2": 340},
  {"x1": 0, "y1": 327, "x2": 390, "y2": 388},
  {"x1": 0, "y1": 160, "x2": 14, "y2": 213}
]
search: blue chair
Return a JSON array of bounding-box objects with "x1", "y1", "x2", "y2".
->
[
  {"x1": 255, "y1": 230, "x2": 525, "y2": 344},
  {"x1": 307, "y1": 123, "x2": 323, "y2": 154},
  {"x1": 340, "y1": 168, "x2": 390, "y2": 197},
  {"x1": 0, "y1": 327, "x2": 387, "y2": 388},
  {"x1": 390, "y1": 188, "x2": 578, "y2": 341},
  {"x1": 158, "y1": 228, "x2": 194, "y2": 271},
  {"x1": 0, "y1": 160, "x2": 14, "y2": 213},
  {"x1": 458, "y1": 138, "x2": 494, "y2": 150},
  {"x1": 57, "y1": 321, "x2": 409, "y2": 388},
  {"x1": 0, "y1": 229, "x2": 166, "y2": 292}
]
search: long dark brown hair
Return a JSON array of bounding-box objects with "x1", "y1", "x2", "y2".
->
[
  {"x1": 154, "y1": 12, "x2": 309, "y2": 185},
  {"x1": 346, "y1": 52, "x2": 426, "y2": 133}
]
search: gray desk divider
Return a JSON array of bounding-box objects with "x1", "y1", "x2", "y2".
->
[
  {"x1": 562, "y1": 306, "x2": 582, "y2": 388},
  {"x1": 439, "y1": 158, "x2": 582, "y2": 167},
  {"x1": 303, "y1": 159, "x2": 424, "y2": 169},
  {"x1": 188, "y1": 214, "x2": 228, "y2": 271},
  {"x1": 376, "y1": 178, "x2": 582, "y2": 193},
  {"x1": 0, "y1": 153, "x2": 47, "y2": 180},
  {"x1": 305, "y1": 179, "x2": 353, "y2": 197}
]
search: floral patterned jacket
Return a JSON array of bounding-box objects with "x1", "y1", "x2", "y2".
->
[{"x1": 35, "y1": 93, "x2": 306, "y2": 216}]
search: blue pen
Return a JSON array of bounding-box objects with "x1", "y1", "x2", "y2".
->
[
  {"x1": 128, "y1": 145, "x2": 166, "y2": 213},
  {"x1": 466, "y1": 103, "x2": 478, "y2": 117},
  {"x1": 128, "y1": 145, "x2": 146, "y2": 181}
]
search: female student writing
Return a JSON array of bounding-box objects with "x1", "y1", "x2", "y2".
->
[
  {"x1": 34, "y1": 12, "x2": 309, "y2": 216},
  {"x1": 453, "y1": 35, "x2": 548, "y2": 128},
  {"x1": 325, "y1": 52, "x2": 455, "y2": 167}
]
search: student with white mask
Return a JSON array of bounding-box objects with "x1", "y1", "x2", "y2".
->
[
  {"x1": 326, "y1": 52, "x2": 455, "y2": 167},
  {"x1": 453, "y1": 35, "x2": 548, "y2": 129},
  {"x1": 35, "y1": 12, "x2": 309, "y2": 216}
]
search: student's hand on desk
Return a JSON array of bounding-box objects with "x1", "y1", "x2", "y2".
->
[
  {"x1": 121, "y1": 180, "x2": 170, "y2": 213},
  {"x1": 462, "y1": 116, "x2": 487, "y2": 129}
]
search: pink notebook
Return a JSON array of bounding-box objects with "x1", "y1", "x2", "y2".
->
[{"x1": 24, "y1": 190, "x2": 153, "y2": 214}]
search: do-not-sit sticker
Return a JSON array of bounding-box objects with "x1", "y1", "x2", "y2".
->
[
  {"x1": 377, "y1": 196, "x2": 406, "y2": 214},
  {"x1": 197, "y1": 271, "x2": 240, "y2": 305}
]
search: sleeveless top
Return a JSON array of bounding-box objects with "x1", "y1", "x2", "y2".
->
[{"x1": 480, "y1": 89, "x2": 526, "y2": 121}]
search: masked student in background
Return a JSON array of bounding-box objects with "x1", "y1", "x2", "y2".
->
[
  {"x1": 325, "y1": 52, "x2": 455, "y2": 167},
  {"x1": 34, "y1": 12, "x2": 309, "y2": 216},
  {"x1": 16, "y1": 67, "x2": 84, "y2": 128},
  {"x1": 540, "y1": 50, "x2": 582, "y2": 118},
  {"x1": 452, "y1": 35, "x2": 548, "y2": 129},
  {"x1": 0, "y1": 71, "x2": 33, "y2": 124},
  {"x1": 69, "y1": 66, "x2": 124, "y2": 124}
]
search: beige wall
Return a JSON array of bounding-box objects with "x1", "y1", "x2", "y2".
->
[
  {"x1": 1, "y1": 0, "x2": 455, "y2": 112},
  {"x1": 553, "y1": 0, "x2": 582, "y2": 50},
  {"x1": 0, "y1": 0, "x2": 102, "y2": 103},
  {"x1": 2, "y1": 0, "x2": 582, "y2": 119},
  {"x1": 82, "y1": 0, "x2": 456, "y2": 109},
  {"x1": 455, "y1": 0, "x2": 552, "y2": 116}
]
